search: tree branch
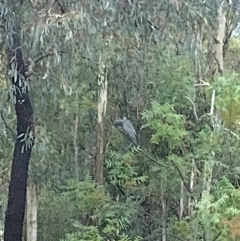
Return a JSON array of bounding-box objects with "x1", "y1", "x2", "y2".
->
[
  {"x1": 25, "y1": 50, "x2": 68, "y2": 78},
  {"x1": 0, "y1": 111, "x2": 15, "y2": 139},
  {"x1": 171, "y1": 160, "x2": 195, "y2": 201},
  {"x1": 139, "y1": 149, "x2": 169, "y2": 167}
]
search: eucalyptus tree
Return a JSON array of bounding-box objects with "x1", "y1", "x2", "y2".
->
[
  {"x1": 0, "y1": 3, "x2": 34, "y2": 241},
  {"x1": 17, "y1": 0, "x2": 187, "y2": 187},
  {"x1": 2, "y1": 0, "x2": 240, "y2": 240},
  {"x1": 0, "y1": 0, "x2": 182, "y2": 240}
]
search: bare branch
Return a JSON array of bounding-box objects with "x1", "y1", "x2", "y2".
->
[
  {"x1": 171, "y1": 160, "x2": 195, "y2": 201},
  {"x1": 185, "y1": 96, "x2": 198, "y2": 120},
  {"x1": 0, "y1": 111, "x2": 15, "y2": 139},
  {"x1": 210, "y1": 90, "x2": 215, "y2": 115},
  {"x1": 194, "y1": 79, "x2": 210, "y2": 87},
  {"x1": 212, "y1": 231, "x2": 222, "y2": 241},
  {"x1": 224, "y1": 127, "x2": 240, "y2": 139},
  {"x1": 139, "y1": 149, "x2": 169, "y2": 168}
]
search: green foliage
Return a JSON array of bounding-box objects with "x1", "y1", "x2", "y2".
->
[
  {"x1": 168, "y1": 177, "x2": 240, "y2": 241},
  {"x1": 148, "y1": 49, "x2": 195, "y2": 108},
  {"x1": 192, "y1": 176, "x2": 240, "y2": 240},
  {"x1": 210, "y1": 177, "x2": 240, "y2": 219},
  {"x1": 2, "y1": 1, "x2": 240, "y2": 241},
  {"x1": 214, "y1": 72, "x2": 240, "y2": 127},
  {"x1": 61, "y1": 176, "x2": 110, "y2": 212},
  {"x1": 37, "y1": 189, "x2": 74, "y2": 241},
  {"x1": 141, "y1": 101, "x2": 188, "y2": 147},
  {"x1": 106, "y1": 151, "x2": 148, "y2": 188},
  {"x1": 39, "y1": 177, "x2": 140, "y2": 241},
  {"x1": 100, "y1": 199, "x2": 138, "y2": 236},
  {"x1": 61, "y1": 226, "x2": 103, "y2": 241},
  {"x1": 62, "y1": 231, "x2": 140, "y2": 241}
]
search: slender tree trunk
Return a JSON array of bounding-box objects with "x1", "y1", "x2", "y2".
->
[
  {"x1": 201, "y1": 4, "x2": 225, "y2": 241},
  {"x1": 194, "y1": 20, "x2": 203, "y2": 82},
  {"x1": 206, "y1": 5, "x2": 226, "y2": 77},
  {"x1": 161, "y1": 195, "x2": 166, "y2": 241},
  {"x1": 187, "y1": 159, "x2": 195, "y2": 216},
  {"x1": 94, "y1": 55, "x2": 108, "y2": 185},
  {"x1": 201, "y1": 158, "x2": 214, "y2": 241},
  {"x1": 212, "y1": 5, "x2": 226, "y2": 75},
  {"x1": 26, "y1": 182, "x2": 39, "y2": 241},
  {"x1": 4, "y1": 22, "x2": 34, "y2": 241},
  {"x1": 179, "y1": 181, "x2": 184, "y2": 220},
  {"x1": 73, "y1": 94, "x2": 79, "y2": 181}
]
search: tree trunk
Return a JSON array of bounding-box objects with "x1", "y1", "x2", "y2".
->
[
  {"x1": 179, "y1": 181, "x2": 184, "y2": 220},
  {"x1": 212, "y1": 5, "x2": 226, "y2": 75},
  {"x1": 161, "y1": 195, "x2": 166, "y2": 241},
  {"x1": 94, "y1": 55, "x2": 108, "y2": 185},
  {"x1": 201, "y1": 4, "x2": 226, "y2": 241},
  {"x1": 26, "y1": 182, "x2": 39, "y2": 241},
  {"x1": 206, "y1": 4, "x2": 226, "y2": 77},
  {"x1": 187, "y1": 159, "x2": 195, "y2": 216},
  {"x1": 4, "y1": 24, "x2": 34, "y2": 241},
  {"x1": 73, "y1": 94, "x2": 79, "y2": 181}
]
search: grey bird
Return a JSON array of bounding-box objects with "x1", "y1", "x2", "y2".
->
[{"x1": 115, "y1": 117, "x2": 138, "y2": 146}]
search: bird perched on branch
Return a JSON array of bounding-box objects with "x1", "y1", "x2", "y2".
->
[{"x1": 115, "y1": 116, "x2": 138, "y2": 146}]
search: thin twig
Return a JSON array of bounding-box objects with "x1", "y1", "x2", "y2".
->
[
  {"x1": 33, "y1": 50, "x2": 68, "y2": 65},
  {"x1": 171, "y1": 160, "x2": 195, "y2": 201},
  {"x1": 186, "y1": 89, "x2": 216, "y2": 122},
  {"x1": 193, "y1": 79, "x2": 210, "y2": 87},
  {"x1": 224, "y1": 127, "x2": 240, "y2": 139},
  {"x1": 55, "y1": 0, "x2": 66, "y2": 14},
  {"x1": 185, "y1": 96, "x2": 198, "y2": 120},
  {"x1": 0, "y1": 111, "x2": 15, "y2": 139},
  {"x1": 139, "y1": 149, "x2": 169, "y2": 167},
  {"x1": 25, "y1": 50, "x2": 69, "y2": 78},
  {"x1": 212, "y1": 231, "x2": 222, "y2": 241}
]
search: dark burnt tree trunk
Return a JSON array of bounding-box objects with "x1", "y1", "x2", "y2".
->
[{"x1": 4, "y1": 28, "x2": 34, "y2": 241}]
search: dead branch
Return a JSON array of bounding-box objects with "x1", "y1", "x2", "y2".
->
[{"x1": 185, "y1": 96, "x2": 198, "y2": 120}]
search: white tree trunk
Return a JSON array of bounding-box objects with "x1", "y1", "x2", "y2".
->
[
  {"x1": 179, "y1": 181, "x2": 184, "y2": 220},
  {"x1": 213, "y1": 5, "x2": 226, "y2": 74},
  {"x1": 26, "y1": 182, "x2": 39, "y2": 241},
  {"x1": 94, "y1": 54, "x2": 108, "y2": 185},
  {"x1": 187, "y1": 159, "x2": 195, "y2": 216},
  {"x1": 161, "y1": 196, "x2": 166, "y2": 241}
]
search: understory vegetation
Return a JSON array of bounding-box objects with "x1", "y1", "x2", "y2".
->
[{"x1": 1, "y1": 1, "x2": 240, "y2": 241}]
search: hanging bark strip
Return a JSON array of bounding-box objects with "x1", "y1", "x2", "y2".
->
[{"x1": 4, "y1": 32, "x2": 34, "y2": 241}]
